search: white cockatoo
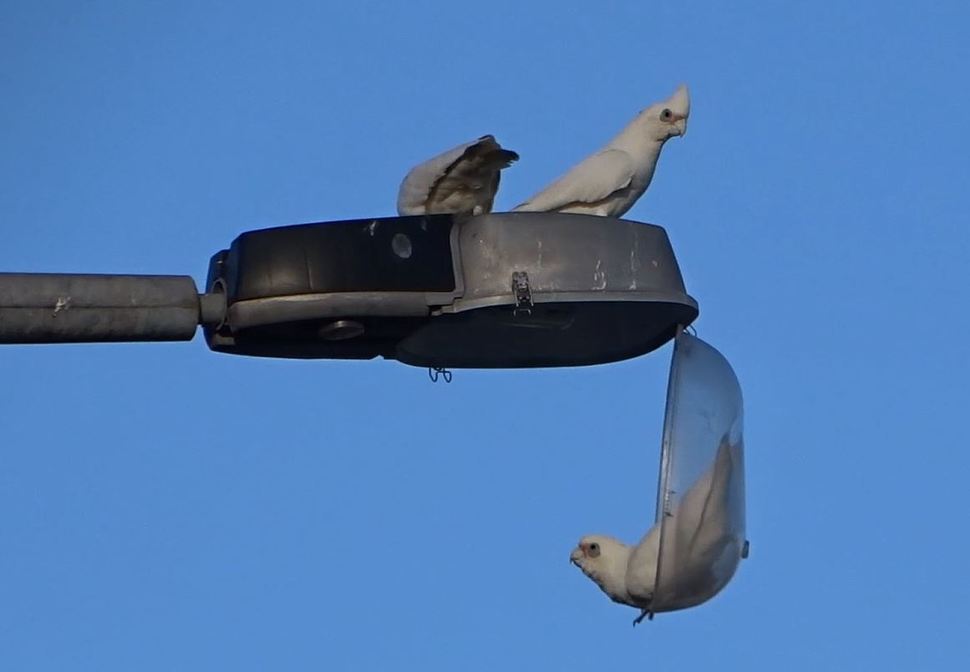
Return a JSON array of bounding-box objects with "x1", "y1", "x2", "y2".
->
[
  {"x1": 397, "y1": 135, "x2": 518, "y2": 217},
  {"x1": 513, "y1": 85, "x2": 689, "y2": 217},
  {"x1": 570, "y1": 436, "x2": 743, "y2": 624}
]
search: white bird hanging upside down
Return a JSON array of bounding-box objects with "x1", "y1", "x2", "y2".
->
[
  {"x1": 396, "y1": 135, "x2": 519, "y2": 217},
  {"x1": 570, "y1": 436, "x2": 742, "y2": 625},
  {"x1": 513, "y1": 85, "x2": 689, "y2": 218}
]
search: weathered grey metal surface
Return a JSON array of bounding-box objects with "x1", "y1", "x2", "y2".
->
[
  {"x1": 449, "y1": 212, "x2": 691, "y2": 312},
  {"x1": 0, "y1": 273, "x2": 204, "y2": 342},
  {"x1": 0, "y1": 214, "x2": 697, "y2": 368},
  {"x1": 198, "y1": 291, "x2": 227, "y2": 328},
  {"x1": 204, "y1": 212, "x2": 698, "y2": 366},
  {"x1": 228, "y1": 291, "x2": 432, "y2": 330},
  {"x1": 395, "y1": 213, "x2": 698, "y2": 367}
]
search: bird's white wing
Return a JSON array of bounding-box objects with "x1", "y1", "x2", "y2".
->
[
  {"x1": 677, "y1": 440, "x2": 739, "y2": 565},
  {"x1": 397, "y1": 135, "x2": 518, "y2": 217},
  {"x1": 625, "y1": 519, "x2": 661, "y2": 604},
  {"x1": 625, "y1": 440, "x2": 738, "y2": 607},
  {"x1": 513, "y1": 148, "x2": 635, "y2": 213}
]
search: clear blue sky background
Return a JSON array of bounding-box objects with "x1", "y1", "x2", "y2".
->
[{"x1": 2, "y1": 1, "x2": 968, "y2": 669}]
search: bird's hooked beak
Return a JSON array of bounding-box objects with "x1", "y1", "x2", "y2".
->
[
  {"x1": 667, "y1": 84, "x2": 690, "y2": 137},
  {"x1": 570, "y1": 547, "x2": 582, "y2": 566},
  {"x1": 570, "y1": 539, "x2": 603, "y2": 566},
  {"x1": 673, "y1": 117, "x2": 688, "y2": 137}
]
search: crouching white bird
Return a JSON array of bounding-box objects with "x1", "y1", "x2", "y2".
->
[
  {"x1": 570, "y1": 436, "x2": 743, "y2": 625},
  {"x1": 397, "y1": 135, "x2": 519, "y2": 217},
  {"x1": 514, "y1": 85, "x2": 689, "y2": 217}
]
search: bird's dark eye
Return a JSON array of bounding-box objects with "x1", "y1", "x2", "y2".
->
[
  {"x1": 588, "y1": 543, "x2": 600, "y2": 558},
  {"x1": 660, "y1": 108, "x2": 673, "y2": 121}
]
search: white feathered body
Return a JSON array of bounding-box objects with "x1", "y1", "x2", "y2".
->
[
  {"x1": 514, "y1": 85, "x2": 689, "y2": 218},
  {"x1": 570, "y1": 438, "x2": 740, "y2": 615},
  {"x1": 514, "y1": 126, "x2": 663, "y2": 217}
]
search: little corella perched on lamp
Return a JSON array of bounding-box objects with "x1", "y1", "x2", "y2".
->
[{"x1": 514, "y1": 85, "x2": 689, "y2": 217}]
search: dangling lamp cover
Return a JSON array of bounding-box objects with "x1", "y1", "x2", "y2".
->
[{"x1": 650, "y1": 331, "x2": 747, "y2": 613}]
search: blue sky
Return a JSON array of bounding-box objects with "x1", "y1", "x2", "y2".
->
[{"x1": 2, "y1": 1, "x2": 969, "y2": 669}]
